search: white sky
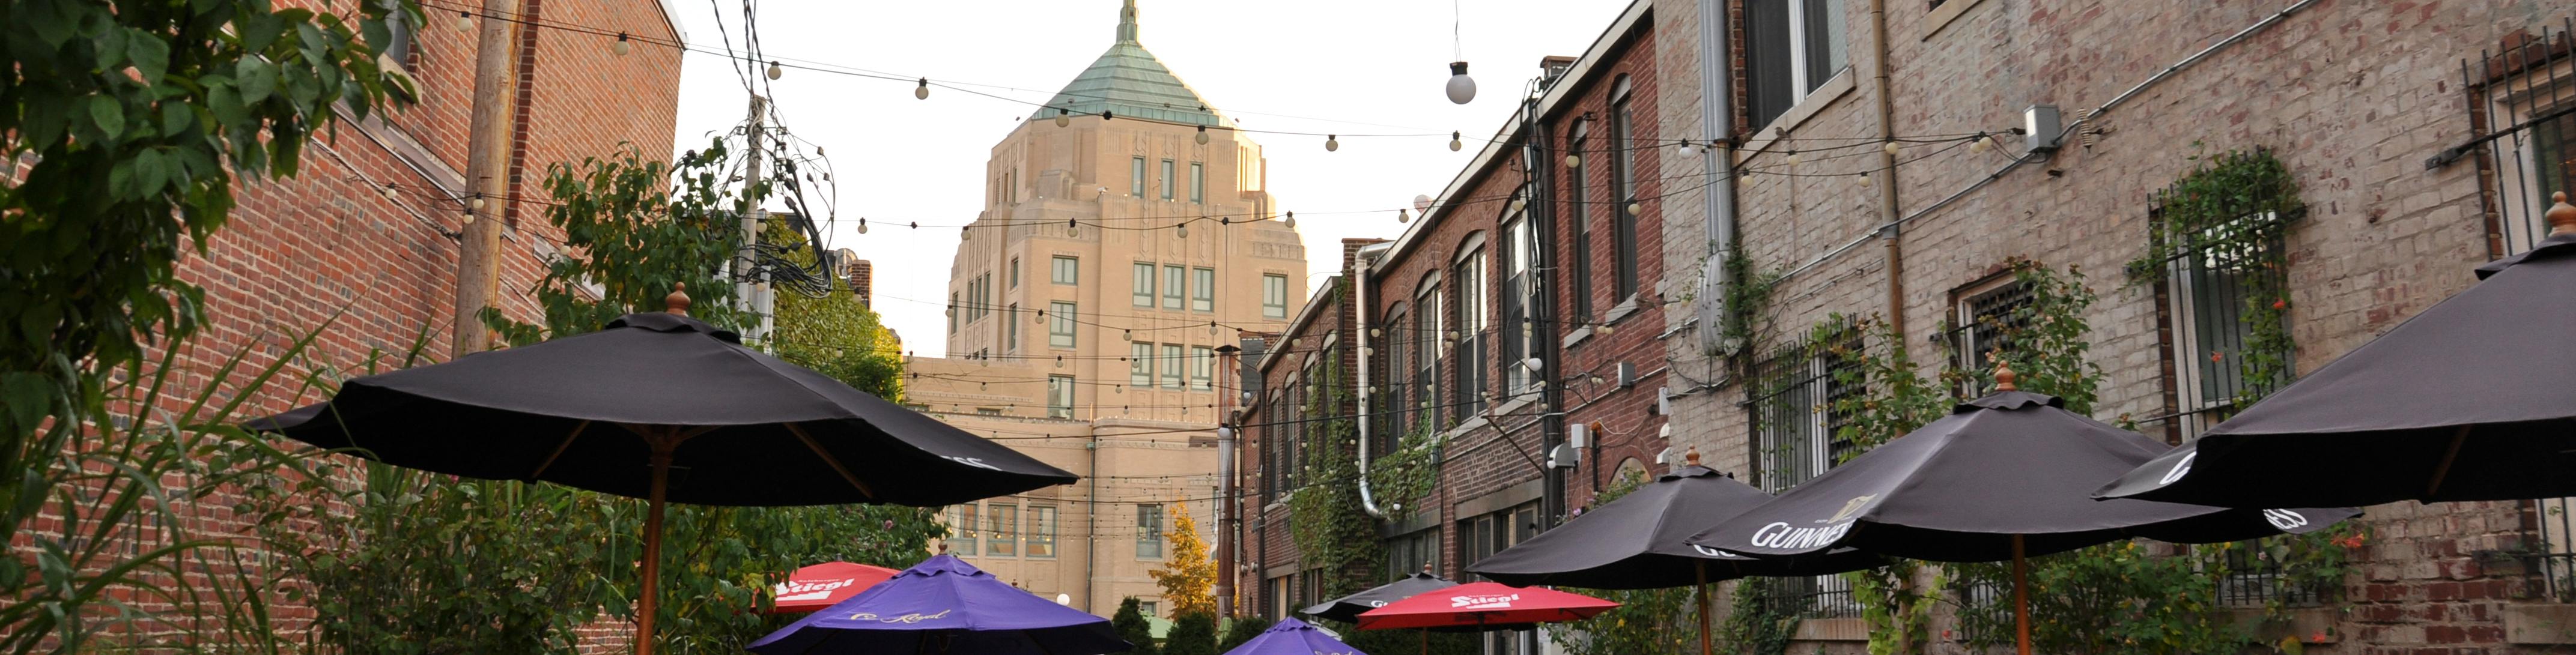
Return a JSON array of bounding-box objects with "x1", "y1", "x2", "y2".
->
[{"x1": 668, "y1": 0, "x2": 1632, "y2": 345}]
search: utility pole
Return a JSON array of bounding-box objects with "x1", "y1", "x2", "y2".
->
[
  {"x1": 735, "y1": 95, "x2": 770, "y2": 340},
  {"x1": 1214, "y1": 343, "x2": 1243, "y2": 620},
  {"x1": 451, "y1": 0, "x2": 521, "y2": 359}
]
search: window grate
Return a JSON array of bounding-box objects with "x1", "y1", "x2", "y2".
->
[
  {"x1": 1937, "y1": 279, "x2": 2035, "y2": 396},
  {"x1": 2451, "y1": 17, "x2": 2576, "y2": 260}
]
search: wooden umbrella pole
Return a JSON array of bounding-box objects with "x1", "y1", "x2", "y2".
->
[
  {"x1": 636, "y1": 437, "x2": 675, "y2": 655},
  {"x1": 1419, "y1": 629, "x2": 1428, "y2": 655},
  {"x1": 2012, "y1": 534, "x2": 2031, "y2": 655},
  {"x1": 1695, "y1": 561, "x2": 1715, "y2": 655}
]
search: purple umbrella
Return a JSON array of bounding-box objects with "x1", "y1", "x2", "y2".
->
[
  {"x1": 747, "y1": 554, "x2": 1131, "y2": 654},
  {"x1": 1221, "y1": 618, "x2": 1366, "y2": 655}
]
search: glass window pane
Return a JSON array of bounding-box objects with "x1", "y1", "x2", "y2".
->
[
  {"x1": 1191, "y1": 346, "x2": 1214, "y2": 390},
  {"x1": 953, "y1": 505, "x2": 979, "y2": 556},
  {"x1": 1164, "y1": 265, "x2": 1185, "y2": 309},
  {"x1": 1131, "y1": 342, "x2": 1155, "y2": 386},
  {"x1": 1053, "y1": 256, "x2": 1079, "y2": 285},
  {"x1": 1263, "y1": 274, "x2": 1289, "y2": 318},
  {"x1": 1192, "y1": 268, "x2": 1215, "y2": 312},
  {"x1": 1050, "y1": 301, "x2": 1077, "y2": 348},
  {"x1": 1160, "y1": 160, "x2": 1175, "y2": 200},
  {"x1": 987, "y1": 503, "x2": 1016, "y2": 557},
  {"x1": 1137, "y1": 504, "x2": 1164, "y2": 558},
  {"x1": 1027, "y1": 506, "x2": 1056, "y2": 557},
  {"x1": 1132, "y1": 157, "x2": 1146, "y2": 196},
  {"x1": 1189, "y1": 162, "x2": 1205, "y2": 203},
  {"x1": 1134, "y1": 263, "x2": 1156, "y2": 306},
  {"x1": 1162, "y1": 344, "x2": 1183, "y2": 388}
]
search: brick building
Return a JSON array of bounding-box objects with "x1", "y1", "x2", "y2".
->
[
  {"x1": 1234, "y1": 0, "x2": 2576, "y2": 653},
  {"x1": 133, "y1": 0, "x2": 687, "y2": 646}
]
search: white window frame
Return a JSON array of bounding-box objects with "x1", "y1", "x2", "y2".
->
[{"x1": 1047, "y1": 375, "x2": 1075, "y2": 418}]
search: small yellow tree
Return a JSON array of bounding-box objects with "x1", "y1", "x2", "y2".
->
[{"x1": 1148, "y1": 501, "x2": 1218, "y2": 617}]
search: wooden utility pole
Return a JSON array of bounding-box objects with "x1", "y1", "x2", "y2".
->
[
  {"x1": 452, "y1": 0, "x2": 521, "y2": 358},
  {"x1": 735, "y1": 95, "x2": 769, "y2": 339}
]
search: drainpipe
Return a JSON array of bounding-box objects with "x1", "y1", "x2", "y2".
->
[
  {"x1": 1868, "y1": 0, "x2": 1905, "y2": 338},
  {"x1": 1084, "y1": 433, "x2": 1099, "y2": 614},
  {"x1": 1352, "y1": 241, "x2": 1395, "y2": 518},
  {"x1": 1697, "y1": 0, "x2": 1743, "y2": 357}
]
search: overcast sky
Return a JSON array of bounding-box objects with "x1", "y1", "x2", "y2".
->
[{"x1": 667, "y1": 0, "x2": 1632, "y2": 345}]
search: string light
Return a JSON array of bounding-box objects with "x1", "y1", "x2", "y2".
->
[
  {"x1": 1195, "y1": 125, "x2": 1209, "y2": 145},
  {"x1": 454, "y1": 10, "x2": 473, "y2": 31},
  {"x1": 1397, "y1": 208, "x2": 1409, "y2": 223},
  {"x1": 1855, "y1": 172, "x2": 1872, "y2": 187},
  {"x1": 915, "y1": 77, "x2": 930, "y2": 100},
  {"x1": 1176, "y1": 222, "x2": 1188, "y2": 238},
  {"x1": 1565, "y1": 153, "x2": 1581, "y2": 168},
  {"x1": 1784, "y1": 151, "x2": 1802, "y2": 166},
  {"x1": 1882, "y1": 140, "x2": 1901, "y2": 155},
  {"x1": 1056, "y1": 108, "x2": 1071, "y2": 127},
  {"x1": 766, "y1": 61, "x2": 783, "y2": 80},
  {"x1": 857, "y1": 217, "x2": 869, "y2": 234},
  {"x1": 1325, "y1": 134, "x2": 1339, "y2": 152},
  {"x1": 1625, "y1": 202, "x2": 1641, "y2": 216},
  {"x1": 1508, "y1": 198, "x2": 1525, "y2": 213},
  {"x1": 961, "y1": 225, "x2": 971, "y2": 241},
  {"x1": 1446, "y1": 62, "x2": 1476, "y2": 104},
  {"x1": 1969, "y1": 135, "x2": 1990, "y2": 154},
  {"x1": 612, "y1": 32, "x2": 631, "y2": 56},
  {"x1": 1450, "y1": 131, "x2": 1463, "y2": 152},
  {"x1": 1677, "y1": 139, "x2": 1697, "y2": 157},
  {"x1": 1283, "y1": 211, "x2": 1297, "y2": 229},
  {"x1": 468, "y1": 195, "x2": 485, "y2": 210}
]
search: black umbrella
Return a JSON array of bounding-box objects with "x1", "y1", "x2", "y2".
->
[
  {"x1": 248, "y1": 286, "x2": 1078, "y2": 655},
  {"x1": 1301, "y1": 569, "x2": 1459, "y2": 624},
  {"x1": 1684, "y1": 367, "x2": 2356, "y2": 655},
  {"x1": 2098, "y1": 195, "x2": 2576, "y2": 507},
  {"x1": 1466, "y1": 450, "x2": 1880, "y2": 655}
]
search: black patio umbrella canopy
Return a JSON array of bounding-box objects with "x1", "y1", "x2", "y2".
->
[
  {"x1": 1684, "y1": 367, "x2": 2356, "y2": 655},
  {"x1": 2098, "y1": 195, "x2": 2576, "y2": 507},
  {"x1": 1466, "y1": 450, "x2": 1880, "y2": 655},
  {"x1": 246, "y1": 285, "x2": 1078, "y2": 655},
  {"x1": 1300, "y1": 569, "x2": 1459, "y2": 624}
]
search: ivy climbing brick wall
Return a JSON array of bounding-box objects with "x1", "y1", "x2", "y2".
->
[{"x1": 1656, "y1": 1, "x2": 2569, "y2": 653}]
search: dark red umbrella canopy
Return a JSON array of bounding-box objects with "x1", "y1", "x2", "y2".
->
[
  {"x1": 768, "y1": 561, "x2": 901, "y2": 614},
  {"x1": 1353, "y1": 582, "x2": 1617, "y2": 631}
]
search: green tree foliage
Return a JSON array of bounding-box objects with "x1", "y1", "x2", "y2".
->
[
  {"x1": 1165, "y1": 610, "x2": 1219, "y2": 655},
  {"x1": 1150, "y1": 502, "x2": 1219, "y2": 617},
  {"x1": 1552, "y1": 468, "x2": 1699, "y2": 655},
  {"x1": 484, "y1": 142, "x2": 754, "y2": 343},
  {"x1": 0, "y1": 0, "x2": 406, "y2": 649},
  {"x1": 1719, "y1": 576, "x2": 1800, "y2": 655},
  {"x1": 1113, "y1": 597, "x2": 1161, "y2": 655},
  {"x1": 1217, "y1": 615, "x2": 1271, "y2": 652},
  {"x1": 759, "y1": 217, "x2": 903, "y2": 400}
]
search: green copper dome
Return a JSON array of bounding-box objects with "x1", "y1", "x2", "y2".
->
[{"x1": 1031, "y1": 1, "x2": 1229, "y2": 127}]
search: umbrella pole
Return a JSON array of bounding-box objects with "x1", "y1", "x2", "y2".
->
[
  {"x1": 1419, "y1": 629, "x2": 1428, "y2": 655},
  {"x1": 2012, "y1": 534, "x2": 2030, "y2": 655},
  {"x1": 636, "y1": 439, "x2": 675, "y2": 655},
  {"x1": 1695, "y1": 561, "x2": 1713, "y2": 655}
]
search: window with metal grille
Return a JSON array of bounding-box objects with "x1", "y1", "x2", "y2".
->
[
  {"x1": 1744, "y1": 333, "x2": 1865, "y2": 619},
  {"x1": 1743, "y1": 0, "x2": 1850, "y2": 129},
  {"x1": 1414, "y1": 284, "x2": 1443, "y2": 429},
  {"x1": 1940, "y1": 276, "x2": 2035, "y2": 395},
  {"x1": 2150, "y1": 212, "x2": 2288, "y2": 441},
  {"x1": 2449, "y1": 18, "x2": 2576, "y2": 258},
  {"x1": 1384, "y1": 305, "x2": 1411, "y2": 438}
]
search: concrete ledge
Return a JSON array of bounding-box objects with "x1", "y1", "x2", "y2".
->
[
  {"x1": 2506, "y1": 602, "x2": 2576, "y2": 644},
  {"x1": 1792, "y1": 617, "x2": 1868, "y2": 641}
]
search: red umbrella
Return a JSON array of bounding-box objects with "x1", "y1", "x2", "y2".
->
[
  {"x1": 767, "y1": 561, "x2": 901, "y2": 614},
  {"x1": 1354, "y1": 582, "x2": 1618, "y2": 630}
]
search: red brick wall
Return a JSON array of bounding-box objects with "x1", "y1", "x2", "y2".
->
[{"x1": 71, "y1": 1, "x2": 685, "y2": 648}]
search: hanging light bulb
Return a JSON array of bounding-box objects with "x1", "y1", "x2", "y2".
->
[
  {"x1": 454, "y1": 11, "x2": 473, "y2": 31},
  {"x1": 915, "y1": 77, "x2": 930, "y2": 100},
  {"x1": 1283, "y1": 211, "x2": 1297, "y2": 228},
  {"x1": 468, "y1": 195, "x2": 485, "y2": 210},
  {"x1": 1565, "y1": 153, "x2": 1581, "y2": 168},
  {"x1": 1446, "y1": 61, "x2": 1477, "y2": 104},
  {"x1": 1508, "y1": 198, "x2": 1526, "y2": 214},
  {"x1": 1677, "y1": 139, "x2": 1697, "y2": 157},
  {"x1": 1195, "y1": 125, "x2": 1210, "y2": 145},
  {"x1": 1101, "y1": 110, "x2": 1113, "y2": 121},
  {"x1": 1626, "y1": 202, "x2": 1641, "y2": 216},
  {"x1": 1397, "y1": 208, "x2": 1409, "y2": 223},
  {"x1": 1325, "y1": 135, "x2": 1339, "y2": 152},
  {"x1": 961, "y1": 225, "x2": 971, "y2": 241},
  {"x1": 857, "y1": 218, "x2": 869, "y2": 234},
  {"x1": 1784, "y1": 150, "x2": 1802, "y2": 166},
  {"x1": 1450, "y1": 131, "x2": 1464, "y2": 152},
  {"x1": 1883, "y1": 140, "x2": 1901, "y2": 155},
  {"x1": 379, "y1": 184, "x2": 398, "y2": 200},
  {"x1": 1969, "y1": 133, "x2": 1990, "y2": 153},
  {"x1": 1855, "y1": 172, "x2": 1872, "y2": 187},
  {"x1": 613, "y1": 33, "x2": 632, "y2": 56},
  {"x1": 766, "y1": 61, "x2": 783, "y2": 80},
  {"x1": 1176, "y1": 222, "x2": 1188, "y2": 238},
  {"x1": 1056, "y1": 108, "x2": 1071, "y2": 127}
]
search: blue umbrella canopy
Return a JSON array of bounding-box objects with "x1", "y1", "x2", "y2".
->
[
  {"x1": 748, "y1": 554, "x2": 1131, "y2": 654},
  {"x1": 1223, "y1": 618, "x2": 1367, "y2": 655}
]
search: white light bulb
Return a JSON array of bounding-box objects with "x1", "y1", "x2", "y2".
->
[
  {"x1": 469, "y1": 196, "x2": 485, "y2": 210},
  {"x1": 1855, "y1": 173, "x2": 1872, "y2": 187},
  {"x1": 915, "y1": 78, "x2": 930, "y2": 100},
  {"x1": 961, "y1": 225, "x2": 971, "y2": 241},
  {"x1": 1450, "y1": 131, "x2": 1463, "y2": 152},
  {"x1": 1883, "y1": 140, "x2": 1901, "y2": 155},
  {"x1": 379, "y1": 186, "x2": 398, "y2": 200},
  {"x1": 857, "y1": 220, "x2": 869, "y2": 234},
  {"x1": 1509, "y1": 198, "x2": 1526, "y2": 214},
  {"x1": 1196, "y1": 125, "x2": 1210, "y2": 145},
  {"x1": 1283, "y1": 211, "x2": 1297, "y2": 229},
  {"x1": 1397, "y1": 209, "x2": 1409, "y2": 223},
  {"x1": 1565, "y1": 154, "x2": 1581, "y2": 168},
  {"x1": 1325, "y1": 135, "x2": 1339, "y2": 152},
  {"x1": 612, "y1": 35, "x2": 631, "y2": 56},
  {"x1": 1626, "y1": 202, "x2": 1641, "y2": 216},
  {"x1": 765, "y1": 62, "x2": 783, "y2": 80},
  {"x1": 1785, "y1": 152, "x2": 1802, "y2": 166},
  {"x1": 1177, "y1": 222, "x2": 1188, "y2": 238},
  {"x1": 1445, "y1": 62, "x2": 1477, "y2": 104},
  {"x1": 1678, "y1": 140, "x2": 1697, "y2": 157},
  {"x1": 1597, "y1": 324, "x2": 1615, "y2": 336},
  {"x1": 1970, "y1": 137, "x2": 1990, "y2": 154},
  {"x1": 454, "y1": 12, "x2": 473, "y2": 31},
  {"x1": 1056, "y1": 110, "x2": 1071, "y2": 128}
]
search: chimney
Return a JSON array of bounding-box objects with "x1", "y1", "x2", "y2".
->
[
  {"x1": 847, "y1": 259, "x2": 875, "y2": 307},
  {"x1": 1539, "y1": 56, "x2": 1578, "y2": 87}
]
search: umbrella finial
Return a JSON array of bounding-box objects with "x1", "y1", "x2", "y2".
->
[
  {"x1": 2550, "y1": 192, "x2": 2575, "y2": 236},
  {"x1": 1685, "y1": 447, "x2": 1702, "y2": 466},
  {"x1": 665, "y1": 282, "x2": 691, "y2": 316},
  {"x1": 1994, "y1": 361, "x2": 2019, "y2": 392}
]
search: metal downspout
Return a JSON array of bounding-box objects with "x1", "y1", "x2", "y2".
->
[
  {"x1": 1870, "y1": 0, "x2": 1905, "y2": 338},
  {"x1": 1353, "y1": 241, "x2": 1394, "y2": 518}
]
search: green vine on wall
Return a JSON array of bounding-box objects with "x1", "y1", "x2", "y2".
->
[{"x1": 2122, "y1": 147, "x2": 2304, "y2": 407}]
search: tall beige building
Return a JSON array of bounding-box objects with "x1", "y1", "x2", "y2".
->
[{"x1": 911, "y1": 1, "x2": 1302, "y2": 621}]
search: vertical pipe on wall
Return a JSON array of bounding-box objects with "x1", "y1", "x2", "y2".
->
[{"x1": 1868, "y1": 0, "x2": 1905, "y2": 339}]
